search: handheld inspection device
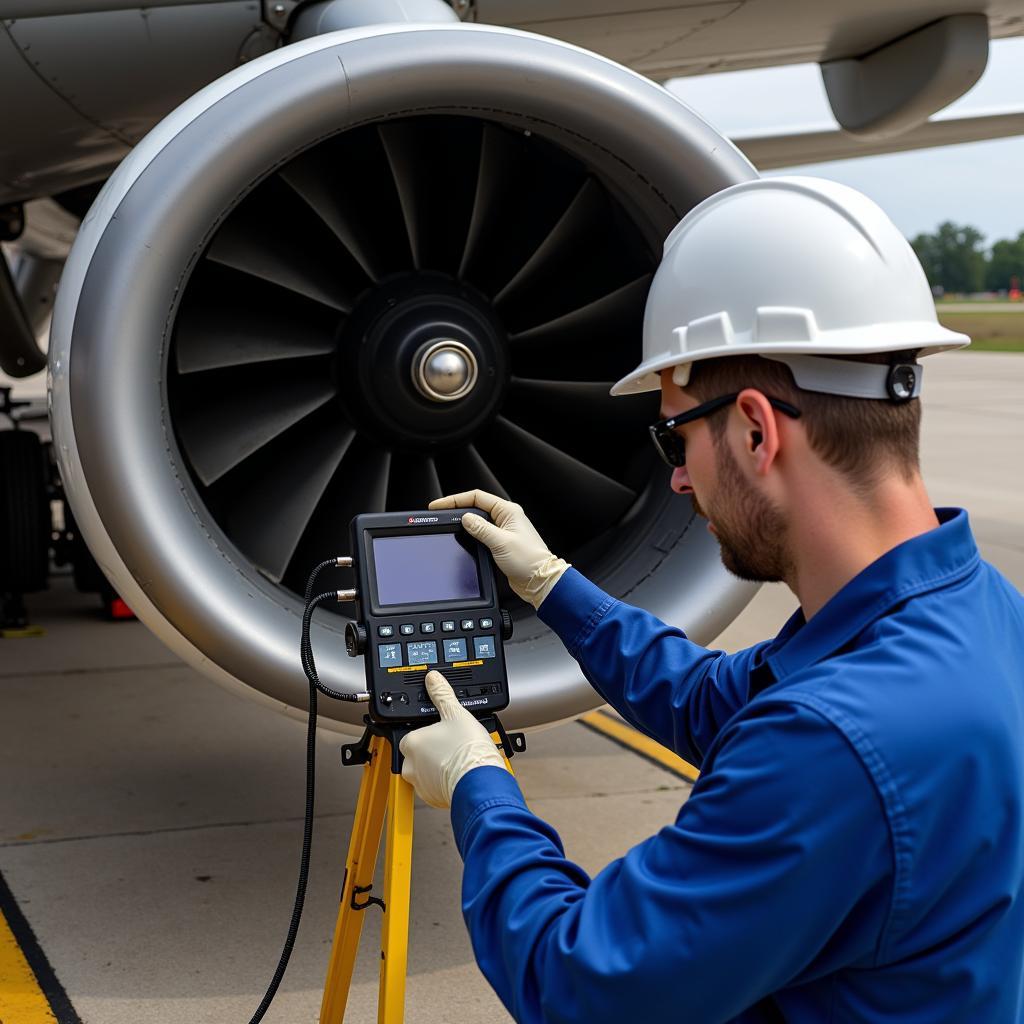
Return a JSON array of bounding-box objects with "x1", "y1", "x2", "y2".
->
[
  {"x1": 343, "y1": 508, "x2": 513, "y2": 724},
  {"x1": 246, "y1": 508, "x2": 522, "y2": 1024}
]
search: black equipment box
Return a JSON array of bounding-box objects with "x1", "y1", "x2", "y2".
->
[{"x1": 345, "y1": 509, "x2": 512, "y2": 724}]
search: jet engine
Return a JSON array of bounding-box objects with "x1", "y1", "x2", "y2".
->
[{"x1": 49, "y1": 22, "x2": 759, "y2": 732}]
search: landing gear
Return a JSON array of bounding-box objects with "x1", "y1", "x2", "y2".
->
[
  {"x1": 0, "y1": 389, "x2": 49, "y2": 635},
  {"x1": 0, "y1": 386, "x2": 136, "y2": 630},
  {"x1": 56, "y1": 502, "x2": 136, "y2": 621}
]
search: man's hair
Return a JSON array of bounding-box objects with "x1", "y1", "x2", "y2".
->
[{"x1": 685, "y1": 352, "x2": 922, "y2": 488}]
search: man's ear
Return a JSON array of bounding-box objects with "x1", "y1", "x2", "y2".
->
[{"x1": 734, "y1": 389, "x2": 782, "y2": 476}]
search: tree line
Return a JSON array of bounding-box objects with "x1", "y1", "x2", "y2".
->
[{"x1": 910, "y1": 222, "x2": 1024, "y2": 295}]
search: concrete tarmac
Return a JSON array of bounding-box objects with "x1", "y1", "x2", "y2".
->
[{"x1": 1, "y1": 351, "x2": 1021, "y2": 1023}]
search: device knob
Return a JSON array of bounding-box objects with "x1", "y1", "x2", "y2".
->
[
  {"x1": 345, "y1": 621, "x2": 367, "y2": 657},
  {"x1": 500, "y1": 608, "x2": 513, "y2": 641}
]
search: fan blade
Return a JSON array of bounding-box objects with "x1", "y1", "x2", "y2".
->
[
  {"x1": 378, "y1": 122, "x2": 422, "y2": 270},
  {"x1": 458, "y1": 123, "x2": 516, "y2": 279},
  {"x1": 480, "y1": 415, "x2": 637, "y2": 537},
  {"x1": 228, "y1": 425, "x2": 356, "y2": 582},
  {"x1": 505, "y1": 377, "x2": 657, "y2": 480},
  {"x1": 175, "y1": 263, "x2": 338, "y2": 374},
  {"x1": 206, "y1": 176, "x2": 362, "y2": 312},
  {"x1": 385, "y1": 452, "x2": 444, "y2": 510},
  {"x1": 492, "y1": 177, "x2": 603, "y2": 307},
  {"x1": 176, "y1": 367, "x2": 335, "y2": 486},
  {"x1": 282, "y1": 436, "x2": 391, "y2": 593},
  {"x1": 436, "y1": 443, "x2": 511, "y2": 501},
  {"x1": 510, "y1": 275, "x2": 652, "y2": 384},
  {"x1": 279, "y1": 152, "x2": 382, "y2": 283},
  {"x1": 511, "y1": 274, "x2": 652, "y2": 346},
  {"x1": 458, "y1": 125, "x2": 587, "y2": 299},
  {"x1": 376, "y1": 118, "x2": 480, "y2": 275}
]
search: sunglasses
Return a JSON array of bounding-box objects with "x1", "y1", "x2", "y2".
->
[{"x1": 649, "y1": 392, "x2": 803, "y2": 468}]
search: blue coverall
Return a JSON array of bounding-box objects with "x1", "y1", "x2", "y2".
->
[{"x1": 450, "y1": 508, "x2": 1024, "y2": 1022}]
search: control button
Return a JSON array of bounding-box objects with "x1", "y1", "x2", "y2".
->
[
  {"x1": 443, "y1": 638, "x2": 468, "y2": 662},
  {"x1": 377, "y1": 624, "x2": 394, "y2": 638},
  {"x1": 406, "y1": 640, "x2": 438, "y2": 665},
  {"x1": 479, "y1": 617, "x2": 493, "y2": 629},
  {"x1": 380, "y1": 692, "x2": 393, "y2": 706},
  {"x1": 377, "y1": 644, "x2": 402, "y2": 668},
  {"x1": 441, "y1": 620, "x2": 456, "y2": 632},
  {"x1": 399, "y1": 623, "x2": 415, "y2": 636},
  {"x1": 456, "y1": 687, "x2": 467, "y2": 698},
  {"x1": 473, "y1": 635, "x2": 496, "y2": 660},
  {"x1": 420, "y1": 622, "x2": 435, "y2": 634},
  {"x1": 460, "y1": 618, "x2": 475, "y2": 631},
  {"x1": 398, "y1": 692, "x2": 409, "y2": 704},
  {"x1": 417, "y1": 690, "x2": 428, "y2": 702}
]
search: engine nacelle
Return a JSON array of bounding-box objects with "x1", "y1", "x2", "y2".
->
[{"x1": 49, "y1": 24, "x2": 758, "y2": 732}]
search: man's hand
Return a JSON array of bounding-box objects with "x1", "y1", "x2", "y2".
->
[
  {"x1": 400, "y1": 671, "x2": 510, "y2": 809},
  {"x1": 428, "y1": 489, "x2": 570, "y2": 609}
]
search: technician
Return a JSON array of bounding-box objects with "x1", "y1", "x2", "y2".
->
[{"x1": 400, "y1": 177, "x2": 1024, "y2": 1023}]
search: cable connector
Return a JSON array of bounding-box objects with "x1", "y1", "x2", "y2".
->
[
  {"x1": 335, "y1": 556, "x2": 353, "y2": 569},
  {"x1": 336, "y1": 589, "x2": 358, "y2": 602}
]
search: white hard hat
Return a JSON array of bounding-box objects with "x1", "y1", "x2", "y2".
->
[{"x1": 612, "y1": 176, "x2": 969, "y2": 398}]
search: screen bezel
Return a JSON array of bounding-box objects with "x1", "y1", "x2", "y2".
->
[{"x1": 362, "y1": 523, "x2": 494, "y2": 616}]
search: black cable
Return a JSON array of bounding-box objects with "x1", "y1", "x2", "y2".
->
[
  {"x1": 304, "y1": 557, "x2": 340, "y2": 606},
  {"x1": 301, "y1": 558, "x2": 342, "y2": 679},
  {"x1": 247, "y1": 565, "x2": 367, "y2": 1024}
]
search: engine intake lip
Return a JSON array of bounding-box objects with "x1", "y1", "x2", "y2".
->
[{"x1": 51, "y1": 23, "x2": 758, "y2": 731}]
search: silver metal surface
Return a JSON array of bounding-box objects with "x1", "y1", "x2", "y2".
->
[
  {"x1": 50, "y1": 24, "x2": 758, "y2": 733},
  {"x1": 263, "y1": 0, "x2": 303, "y2": 33},
  {"x1": 415, "y1": 339, "x2": 478, "y2": 402},
  {"x1": 822, "y1": 14, "x2": 989, "y2": 138},
  {"x1": 0, "y1": 3, "x2": 265, "y2": 205},
  {"x1": 290, "y1": 0, "x2": 457, "y2": 40}
]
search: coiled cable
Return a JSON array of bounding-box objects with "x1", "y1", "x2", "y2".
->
[{"x1": 247, "y1": 563, "x2": 368, "y2": 1024}]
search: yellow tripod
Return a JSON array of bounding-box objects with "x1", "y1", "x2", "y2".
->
[{"x1": 319, "y1": 718, "x2": 524, "y2": 1023}]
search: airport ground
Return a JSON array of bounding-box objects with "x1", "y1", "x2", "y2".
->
[
  {"x1": 937, "y1": 302, "x2": 1024, "y2": 351},
  {"x1": 1, "y1": 350, "x2": 1021, "y2": 1024}
]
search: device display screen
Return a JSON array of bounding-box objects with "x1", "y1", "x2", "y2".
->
[{"x1": 372, "y1": 532, "x2": 481, "y2": 606}]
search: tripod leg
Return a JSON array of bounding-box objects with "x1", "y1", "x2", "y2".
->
[
  {"x1": 321, "y1": 733, "x2": 390, "y2": 1024},
  {"x1": 378, "y1": 767, "x2": 415, "y2": 1024}
]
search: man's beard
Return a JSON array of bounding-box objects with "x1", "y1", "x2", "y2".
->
[{"x1": 693, "y1": 441, "x2": 792, "y2": 584}]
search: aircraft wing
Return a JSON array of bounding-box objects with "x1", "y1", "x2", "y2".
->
[
  {"x1": 479, "y1": 1, "x2": 1024, "y2": 153},
  {"x1": 734, "y1": 108, "x2": 1024, "y2": 169},
  {"x1": 476, "y1": 0, "x2": 1024, "y2": 80}
]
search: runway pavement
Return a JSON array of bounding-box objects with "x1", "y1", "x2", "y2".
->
[{"x1": 0, "y1": 350, "x2": 1021, "y2": 1024}]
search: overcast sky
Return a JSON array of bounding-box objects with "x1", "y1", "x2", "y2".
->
[{"x1": 667, "y1": 36, "x2": 1024, "y2": 249}]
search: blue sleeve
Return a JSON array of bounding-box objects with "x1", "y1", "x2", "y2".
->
[
  {"x1": 538, "y1": 568, "x2": 769, "y2": 765},
  {"x1": 452, "y1": 704, "x2": 891, "y2": 1024}
]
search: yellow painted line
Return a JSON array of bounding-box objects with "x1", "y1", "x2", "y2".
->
[
  {"x1": 0, "y1": 910, "x2": 58, "y2": 1024},
  {"x1": 452, "y1": 660, "x2": 484, "y2": 668},
  {"x1": 579, "y1": 709, "x2": 700, "y2": 783}
]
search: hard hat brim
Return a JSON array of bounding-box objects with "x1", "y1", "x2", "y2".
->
[{"x1": 609, "y1": 322, "x2": 970, "y2": 396}]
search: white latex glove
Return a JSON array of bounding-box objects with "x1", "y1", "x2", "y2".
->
[
  {"x1": 429, "y1": 489, "x2": 570, "y2": 609},
  {"x1": 399, "y1": 671, "x2": 509, "y2": 809}
]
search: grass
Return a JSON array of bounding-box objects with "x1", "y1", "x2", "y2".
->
[
  {"x1": 961, "y1": 338, "x2": 1024, "y2": 352},
  {"x1": 936, "y1": 310, "x2": 1024, "y2": 352}
]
